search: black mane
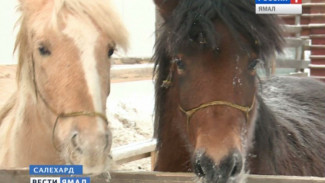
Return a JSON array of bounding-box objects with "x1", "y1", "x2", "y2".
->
[{"x1": 154, "y1": 0, "x2": 284, "y2": 64}]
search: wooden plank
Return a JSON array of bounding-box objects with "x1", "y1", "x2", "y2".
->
[
  {"x1": 247, "y1": 174, "x2": 325, "y2": 183},
  {"x1": 310, "y1": 55, "x2": 325, "y2": 60},
  {"x1": 309, "y1": 64, "x2": 325, "y2": 68},
  {"x1": 309, "y1": 34, "x2": 325, "y2": 38},
  {"x1": 112, "y1": 57, "x2": 152, "y2": 65},
  {"x1": 301, "y1": 14, "x2": 325, "y2": 18},
  {"x1": 105, "y1": 172, "x2": 195, "y2": 183},
  {"x1": 305, "y1": 45, "x2": 325, "y2": 49},
  {"x1": 0, "y1": 169, "x2": 29, "y2": 183},
  {"x1": 283, "y1": 25, "x2": 302, "y2": 34},
  {"x1": 276, "y1": 59, "x2": 310, "y2": 69},
  {"x1": 301, "y1": 34, "x2": 325, "y2": 39},
  {"x1": 302, "y1": 3, "x2": 325, "y2": 7},
  {"x1": 110, "y1": 64, "x2": 154, "y2": 83},
  {"x1": 111, "y1": 139, "x2": 157, "y2": 164},
  {"x1": 289, "y1": 72, "x2": 308, "y2": 77},
  {"x1": 311, "y1": 76, "x2": 325, "y2": 79},
  {"x1": 114, "y1": 152, "x2": 152, "y2": 165},
  {"x1": 301, "y1": 24, "x2": 325, "y2": 28},
  {"x1": 284, "y1": 38, "x2": 306, "y2": 47},
  {"x1": 284, "y1": 24, "x2": 325, "y2": 30},
  {"x1": 280, "y1": 14, "x2": 325, "y2": 18},
  {"x1": 1, "y1": 170, "x2": 325, "y2": 183}
]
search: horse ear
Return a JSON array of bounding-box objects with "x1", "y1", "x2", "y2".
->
[{"x1": 154, "y1": 0, "x2": 180, "y2": 20}]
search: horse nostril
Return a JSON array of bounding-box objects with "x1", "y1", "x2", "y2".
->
[
  {"x1": 71, "y1": 133, "x2": 82, "y2": 153},
  {"x1": 71, "y1": 133, "x2": 78, "y2": 147},
  {"x1": 194, "y1": 159, "x2": 206, "y2": 177},
  {"x1": 193, "y1": 151, "x2": 213, "y2": 178},
  {"x1": 230, "y1": 152, "x2": 243, "y2": 177},
  {"x1": 104, "y1": 133, "x2": 109, "y2": 150},
  {"x1": 230, "y1": 164, "x2": 238, "y2": 177}
]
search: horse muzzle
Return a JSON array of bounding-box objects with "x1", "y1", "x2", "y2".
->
[
  {"x1": 193, "y1": 150, "x2": 244, "y2": 183},
  {"x1": 65, "y1": 130, "x2": 112, "y2": 174}
]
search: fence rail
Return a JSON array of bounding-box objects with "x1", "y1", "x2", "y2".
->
[
  {"x1": 1, "y1": 169, "x2": 325, "y2": 183},
  {"x1": 111, "y1": 139, "x2": 157, "y2": 164}
]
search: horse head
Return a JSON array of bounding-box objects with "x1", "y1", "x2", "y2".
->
[{"x1": 9, "y1": 0, "x2": 128, "y2": 174}]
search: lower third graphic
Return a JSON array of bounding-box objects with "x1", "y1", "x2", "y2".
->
[{"x1": 30, "y1": 177, "x2": 90, "y2": 183}]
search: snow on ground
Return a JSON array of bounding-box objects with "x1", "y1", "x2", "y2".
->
[{"x1": 107, "y1": 80, "x2": 155, "y2": 171}]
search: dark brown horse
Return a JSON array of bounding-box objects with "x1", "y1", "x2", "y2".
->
[{"x1": 153, "y1": 0, "x2": 325, "y2": 183}]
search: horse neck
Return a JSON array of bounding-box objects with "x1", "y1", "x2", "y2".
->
[
  {"x1": 18, "y1": 88, "x2": 54, "y2": 126},
  {"x1": 15, "y1": 56, "x2": 56, "y2": 126},
  {"x1": 0, "y1": 82, "x2": 60, "y2": 167},
  {"x1": 154, "y1": 78, "x2": 193, "y2": 172},
  {"x1": 15, "y1": 60, "x2": 55, "y2": 128},
  {"x1": 246, "y1": 95, "x2": 284, "y2": 174},
  {"x1": 248, "y1": 93, "x2": 325, "y2": 176}
]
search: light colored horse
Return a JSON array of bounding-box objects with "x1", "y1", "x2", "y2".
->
[{"x1": 0, "y1": 0, "x2": 128, "y2": 174}]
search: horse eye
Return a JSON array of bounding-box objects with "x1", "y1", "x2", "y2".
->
[
  {"x1": 248, "y1": 59, "x2": 261, "y2": 71},
  {"x1": 108, "y1": 48, "x2": 114, "y2": 57},
  {"x1": 174, "y1": 58, "x2": 185, "y2": 70},
  {"x1": 38, "y1": 46, "x2": 51, "y2": 56}
]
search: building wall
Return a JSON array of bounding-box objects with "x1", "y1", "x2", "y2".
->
[
  {"x1": 0, "y1": 0, "x2": 19, "y2": 65},
  {"x1": 0, "y1": 0, "x2": 156, "y2": 65},
  {"x1": 112, "y1": 0, "x2": 156, "y2": 58}
]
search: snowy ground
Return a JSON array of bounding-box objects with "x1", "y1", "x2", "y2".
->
[{"x1": 108, "y1": 80, "x2": 155, "y2": 171}]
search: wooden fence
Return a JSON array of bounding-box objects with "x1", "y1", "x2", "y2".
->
[
  {"x1": 2, "y1": 169, "x2": 325, "y2": 183},
  {"x1": 280, "y1": 0, "x2": 325, "y2": 81},
  {"x1": 3, "y1": 139, "x2": 324, "y2": 182}
]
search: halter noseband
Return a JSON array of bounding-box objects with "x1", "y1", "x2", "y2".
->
[
  {"x1": 162, "y1": 61, "x2": 256, "y2": 132},
  {"x1": 31, "y1": 58, "x2": 108, "y2": 151},
  {"x1": 179, "y1": 96, "x2": 255, "y2": 132}
]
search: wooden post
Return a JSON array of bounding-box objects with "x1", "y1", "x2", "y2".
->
[{"x1": 150, "y1": 151, "x2": 157, "y2": 171}]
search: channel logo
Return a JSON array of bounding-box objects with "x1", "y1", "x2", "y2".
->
[
  {"x1": 29, "y1": 165, "x2": 90, "y2": 183},
  {"x1": 30, "y1": 177, "x2": 90, "y2": 183},
  {"x1": 256, "y1": 0, "x2": 302, "y2": 14}
]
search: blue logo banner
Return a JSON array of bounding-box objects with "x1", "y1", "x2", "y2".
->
[
  {"x1": 29, "y1": 165, "x2": 83, "y2": 175},
  {"x1": 61, "y1": 177, "x2": 90, "y2": 183},
  {"x1": 255, "y1": 0, "x2": 290, "y2": 4}
]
